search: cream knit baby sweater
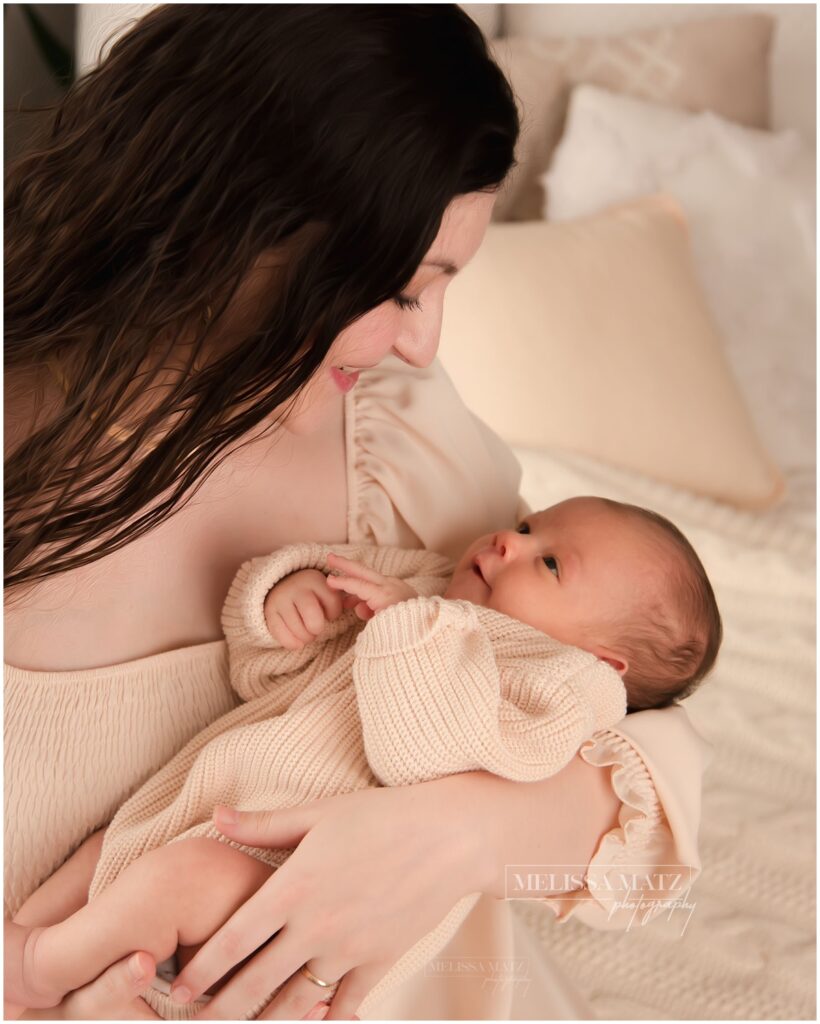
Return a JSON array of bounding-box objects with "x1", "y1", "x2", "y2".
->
[{"x1": 87, "y1": 542, "x2": 626, "y2": 1019}]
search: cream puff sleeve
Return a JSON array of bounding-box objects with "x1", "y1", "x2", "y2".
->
[{"x1": 542, "y1": 706, "x2": 712, "y2": 930}]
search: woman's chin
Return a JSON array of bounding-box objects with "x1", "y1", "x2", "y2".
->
[{"x1": 281, "y1": 385, "x2": 342, "y2": 435}]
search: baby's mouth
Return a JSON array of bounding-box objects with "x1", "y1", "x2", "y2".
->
[{"x1": 472, "y1": 558, "x2": 489, "y2": 588}]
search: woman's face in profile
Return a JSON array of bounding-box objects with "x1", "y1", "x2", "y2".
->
[{"x1": 285, "y1": 189, "x2": 497, "y2": 432}]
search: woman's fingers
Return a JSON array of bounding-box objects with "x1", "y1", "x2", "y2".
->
[
  {"x1": 301, "y1": 1001, "x2": 331, "y2": 1020},
  {"x1": 213, "y1": 803, "x2": 322, "y2": 848},
  {"x1": 171, "y1": 898, "x2": 288, "y2": 1008},
  {"x1": 174, "y1": 805, "x2": 329, "y2": 1001},
  {"x1": 254, "y1": 958, "x2": 346, "y2": 1020},
  {"x1": 188, "y1": 928, "x2": 308, "y2": 1021},
  {"x1": 323, "y1": 964, "x2": 384, "y2": 1020}
]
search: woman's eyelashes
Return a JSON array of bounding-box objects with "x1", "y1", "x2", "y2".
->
[
  {"x1": 394, "y1": 294, "x2": 423, "y2": 312},
  {"x1": 516, "y1": 523, "x2": 559, "y2": 578}
]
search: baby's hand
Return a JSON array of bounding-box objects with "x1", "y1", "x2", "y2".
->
[
  {"x1": 325, "y1": 552, "x2": 417, "y2": 621},
  {"x1": 264, "y1": 568, "x2": 352, "y2": 650}
]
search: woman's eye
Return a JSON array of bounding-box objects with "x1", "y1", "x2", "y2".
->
[
  {"x1": 515, "y1": 522, "x2": 530, "y2": 534},
  {"x1": 394, "y1": 294, "x2": 423, "y2": 312},
  {"x1": 543, "y1": 555, "x2": 559, "y2": 578}
]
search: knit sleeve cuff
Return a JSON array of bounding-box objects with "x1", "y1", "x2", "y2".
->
[
  {"x1": 563, "y1": 660, "x2": 627, "y2": 734},
  {"x1": 221, "y1": 542, "x2": 338, "y2": 649},
  {"x1": 221, "y1": 543, "x2": 453, "y2": 651},
  {"x1": 355, "y1": 596, "x2": 478, "y2": 658}
]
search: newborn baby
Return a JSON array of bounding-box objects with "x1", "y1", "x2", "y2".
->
[{"x1": 6, "y1": 496, "x2": 721, "y2": 1018}]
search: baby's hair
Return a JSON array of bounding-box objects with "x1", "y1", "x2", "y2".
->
[{"x1": 597, "y1": 499, "x2": 723, "y2": 713}]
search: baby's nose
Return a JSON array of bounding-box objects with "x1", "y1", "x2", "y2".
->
[{"x1": 494, "y1": 530, "x2": 521, "y2": 559}]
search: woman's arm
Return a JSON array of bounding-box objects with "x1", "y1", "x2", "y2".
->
[
  {"x1": 164, "y1": 758, "x2": 624, "y2": 1021},
  {"x1": 475, "y1": 757, "x2": 623, "y2": 899}
]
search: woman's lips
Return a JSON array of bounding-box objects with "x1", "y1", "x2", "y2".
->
[{"x1": 330, "y1": 366, "x2": 361, "y2": 393}]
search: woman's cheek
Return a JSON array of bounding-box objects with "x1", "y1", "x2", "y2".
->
[{"x1": 369, "y1": 305, "x2": 404, "y2": 362}]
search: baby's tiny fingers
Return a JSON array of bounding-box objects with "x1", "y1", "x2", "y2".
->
[
  {"x1": 326, "y1": 553, "x2": 384, "y2": 583},
  {"x1": 296, "y1": 592, "x2": 328, "y2": 635},
  {"x1": 326, "y1": 574, "x2": 379, "y2": 602},
  {"x1": 314, "y1": 580, "x2": 345, "y2": 620},
  {"x1": 270, "y1": 614, "x2": 306, "y2": 650},
  {"x1": 279, "y1": 603, "x2": 313, "y2": 646}
]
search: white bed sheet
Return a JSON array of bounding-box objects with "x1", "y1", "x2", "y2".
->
[{"x1": 510, "y1": 445, "x2": 816, "y2": 1020}]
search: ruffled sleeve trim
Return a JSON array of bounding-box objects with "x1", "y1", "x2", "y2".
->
[
  {"x1": 541, "y1": 729, "x2": 692, "y2": 930},
  {"x1": 345, "y1": 355, "x2": 523, "y2": 562}
]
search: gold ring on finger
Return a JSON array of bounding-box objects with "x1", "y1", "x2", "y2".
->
[{"x1": 299, "y1": 964, "x2": 338, "y2": 989}]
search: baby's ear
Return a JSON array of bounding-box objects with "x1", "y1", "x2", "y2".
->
[{"x1": 594, "y1": 646, "x2": 628, "y2": 677}]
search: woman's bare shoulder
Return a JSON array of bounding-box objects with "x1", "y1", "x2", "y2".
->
[{"x1": 5, "y1": 396, "x2": 349, "y2": 671}]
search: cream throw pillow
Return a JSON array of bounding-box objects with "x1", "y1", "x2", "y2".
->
[
  {"x1": 438, "y1": 195, "x2": 784, "y2": 508},
  {"x1": 490, "y1": 12, "x2": 774, "y2": 220}
]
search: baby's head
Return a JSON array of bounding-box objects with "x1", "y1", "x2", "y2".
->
[{"x1": 445, "y1": 496, "x2": 722, "y2": 711}]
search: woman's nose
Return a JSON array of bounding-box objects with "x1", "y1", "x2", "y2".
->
[
  {"x1": 392, "y1": 310, "x2": 443, "y2": 369},
  {"x1": 392, "y1": 331, "x2": 438, "y2": 369}
]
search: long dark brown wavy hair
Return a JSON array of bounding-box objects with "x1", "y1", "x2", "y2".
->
[{"x1": 4, "y1": 3, "x2": 518, "y2": 601}]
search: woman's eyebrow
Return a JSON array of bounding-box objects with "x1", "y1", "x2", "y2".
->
[{"x1": 421, "y1": 259, "x2": 458, "y2": 275}]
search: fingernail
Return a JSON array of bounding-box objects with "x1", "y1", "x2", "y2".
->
[
  {"x1": 171, "y1": 984, "x2": 192, "y2": 1005},
  {"x1": 303, "y1": 1003, "x2": 329, "y2": 1020},
  {"x1": 215, "y1": 805, "x2": 238, "y2": 826},
  {"x1": 128, "y1": 952, "x2": 148, "y2": 983}
]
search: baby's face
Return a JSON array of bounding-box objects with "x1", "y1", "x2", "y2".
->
[{"x1": 445, "y1": 497, "x2": 668, "y2": 675}]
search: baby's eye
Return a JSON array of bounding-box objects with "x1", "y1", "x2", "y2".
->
[
  {"x1": 543, "y1": 556, "x2": 559, "y2": 578},
  {"x1": 516, "y1": 522, "x2": 530, "y2": 534}
]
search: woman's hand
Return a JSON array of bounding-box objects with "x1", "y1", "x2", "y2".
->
[
  {"x1": 16, "y1": 952, "x2": 160, "y2": 1020},
  {"x1": 169, "y1": 775, "x2": 492, "y2": 1021}
]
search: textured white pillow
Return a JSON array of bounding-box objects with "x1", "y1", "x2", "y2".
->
[{"x1": 543, "y1": 85, "x2": 816, "y2": 470}]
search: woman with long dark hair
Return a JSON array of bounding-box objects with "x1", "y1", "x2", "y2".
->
[{"x1": 4, "y1": 5, "x2": 705, "y2": 1019}]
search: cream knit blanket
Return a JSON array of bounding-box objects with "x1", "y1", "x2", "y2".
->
[
  {"x1": 88, "y1": 542, "x2": 626, "y2": 1019},
  {"x1": 511, "y1": 448, "x2": 817, "y2": 1020}
]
